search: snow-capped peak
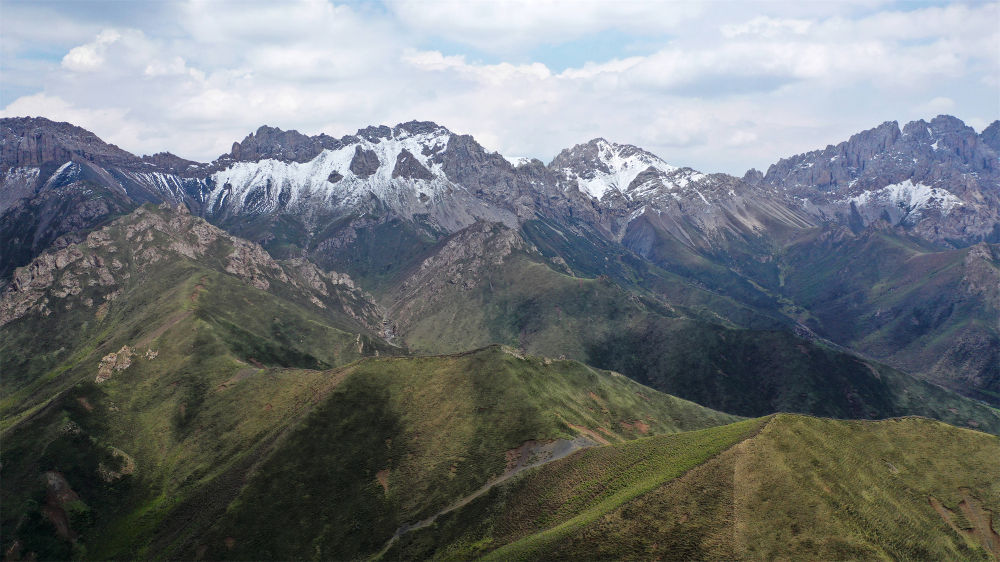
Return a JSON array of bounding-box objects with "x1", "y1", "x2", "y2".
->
[
  {"x1": 205, "y1": 123, "x2": 455, "y2": 217},
  {"x1": 551, "y1": 138, "x2": 679, "y2": 200}
]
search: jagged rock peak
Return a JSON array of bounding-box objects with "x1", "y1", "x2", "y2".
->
[
  {"x1": 139, "y1": 152, "x2": 203, "y2": 174},
  {"x1": 742, "y1": 168, "x2": 764, "y2": 185},
  {"x1": 549, "y1": 138, "x2": 680, "y2": 200},
  {"x1": 345, "y1": 121, "x2": 452, "y2": 144},
  {"x1": 550, "y1": 138, "x2": 667, "y2": 170},
  {"x1": 981, "y1": 120, "x2": 1000, "y2": 154},
  {"x1": 761, "y1": 114, "x2": 996, "y2": 191},
  {"x1": 1, "y1": 116, "x2": 137, "y2": 169},
  {"x1": 226, "y1": 125, "x2": 341, "y2": 164},
  {"x1": 222, "y1": 120, "x2": 454, "y2": 165}
]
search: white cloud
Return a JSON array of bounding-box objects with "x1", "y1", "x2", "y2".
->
[
  {"x1": 62, "y1": 29, "x2": 122, "y2": 72},
  {"x1": 388, "y1": 0, "x2": 704, "y2": 53},
  {"x1": 917, "y1": 96, "x2": 957, "y2": 115},
  {"x1": 721, "y1": 16, "x2": 812, "y2": 38}
]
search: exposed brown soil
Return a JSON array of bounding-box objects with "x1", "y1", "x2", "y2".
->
[
  {"x1": 189, "y1": 283, "x2": 206, "y2": 302},
  {"x1": 620, "y1": 419, "x2": 651, "y2": 434},
  {"x1": 505, "y1": 439, "x2": 556, "y2": 473},
  {"x1": 76, "y1": 396, "x2": 94, "y2": 412},
  {"x1": 42, "y1": 472, "x2": 81, "y2": 541},
  {"x1": 376, "y1": 469, "x2": 390, "y2": 493},
  {"x1": 41, "y1": 505, "x2": 74, "y2": 542},
  {"x1": 561, "y1": 419, "x2": 611, "y2": 445},
  {"x1": 929, "y1": 490, "x2": 1000, "y2": 559}
]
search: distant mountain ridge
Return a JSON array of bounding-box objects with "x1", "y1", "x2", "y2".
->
[
  {"x1": 2, "y1": 114, "x2": 998, "y2": 403},
  {"x1": 3, "y1": 114, "x2": 997, "y2": 257}
]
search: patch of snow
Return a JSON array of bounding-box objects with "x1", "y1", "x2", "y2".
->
[
  {"x1": 844, "y1": 179, "x2": 963, "y2": 218},
  {"x1": 627, "y1": 205, "x2": 649, "y2": 223},
  {"x1": 45, "y1": 161, "x2": 76, "y2": 187}
]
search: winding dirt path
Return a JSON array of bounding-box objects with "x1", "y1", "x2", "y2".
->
[{"x1": 372, "y1": 435, "x2": 598, "y2": 559}]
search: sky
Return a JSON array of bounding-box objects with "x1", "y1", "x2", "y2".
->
[{"x1": 1, "y1": 0, "x2": 997, "y2": 174}]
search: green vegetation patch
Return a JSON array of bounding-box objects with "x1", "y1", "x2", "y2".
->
[
  {"x1": 193, "y1": 346, "x2": 738, "y2": 560},
  {"x1": 389, "y1": 417, "x2": 765, "y2": 560}
]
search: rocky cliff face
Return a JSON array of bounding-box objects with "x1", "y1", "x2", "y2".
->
[
  {"x1": 549, "y1": 138, "x2": 814, "y2": 248},
  {"x1": 0, "y1": 204, "x2": 385, "y2": 333},
  {"x1": 225, "y1": 125, "x2": 341, "y2": 164},
  {"x1": 386, "y1": 221, "x2": 529, "y2": 335},
  {"x1": 761, "y1": 115, "x2": 1000, "y2": 245},
  {"x1": 1, "y1": 117, "x2": 136, "y2": 170},
  {"x1": 0, "y1": 118, "x2": 211, "y2": 281}
]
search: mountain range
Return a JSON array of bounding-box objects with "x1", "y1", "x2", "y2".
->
[{"x1": 1, "y1": 114, "x2": 998, "y2": 560}]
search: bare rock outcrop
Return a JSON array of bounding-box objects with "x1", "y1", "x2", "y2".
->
[{"x1": 96, "y1": 345, "x2": 134, "y2": 383}]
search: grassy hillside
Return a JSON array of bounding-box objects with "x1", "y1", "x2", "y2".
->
[
  {"x1": 390, "y1": 414, "x2": 1000, "y2": 561},
  {"x1": 2, "y1": 345, "x2": 738, "y2": 560},
  {"x1": 1, "y1": 205, "x2": 393, "y2": 427},
  {"x1": 776, "y1": 226, "x2": 1000, "y2": 404},
  {"x1": 386, "y1": 223, "x2": 1000, "y2": 433},
  {"x1": 589, "y1": 318, "x2": 1000, "y2": 432},
  {"x1": 527, "y1": 216, "x2": 1000, "y2": 408},
  {"x1": 1, "y1": 205, "x2": 398, "y2": 559},
  {"x1": 190, "y1": 346, "x2": 738, "y2": 560}
]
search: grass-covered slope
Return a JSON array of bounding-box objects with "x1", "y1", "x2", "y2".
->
[
  {"x1": 2, "y1": 345, "x2": 738, "y2": 560},
  {"x1": 1, "y1": 204, "x2": 393, "y2": 427},
  {"x1": 386, "y1": 221, "x2": 1000, "y2": 433},
  {"x1": 589, "y1": 319, "x2": 1000, "y2": 432},
  {"x1": 1, "y1": 205, "x2": 404, "y2": 559},
  {"x1": 777, "y1": 226, "x2": 1000, "y2": 404},
  {"x1": 391, "y1": 414, "x2": 1000, "y2": 561},
  {"x1": 191, "y1": 346, "x2": 739, "y2": 561}
]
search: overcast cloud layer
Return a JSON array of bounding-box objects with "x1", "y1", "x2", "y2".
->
[{"x1": 2, "y1": 0, "x2": 997, "y2": 174}]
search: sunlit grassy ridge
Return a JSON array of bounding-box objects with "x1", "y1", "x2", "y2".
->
[
  {"x1": 391, "y1": 415, "x2": 1000, "y2": 561},
  {"x1": 3, "y1": 335, "x2": 738, "y2": 560},
  {"x1": 192, "y1": 346, "x2": 739, "y2": 560},
  {"x1": 387, "y1": 418, "x2": 766, "y2": 561}
]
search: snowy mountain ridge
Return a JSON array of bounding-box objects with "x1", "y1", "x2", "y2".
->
[
  {"x1": 550, "y1": 138, "x2": 685, "y2": 200},
  {"x1": 206, "y1": 123, "x2": 456, "y2": 218}
]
